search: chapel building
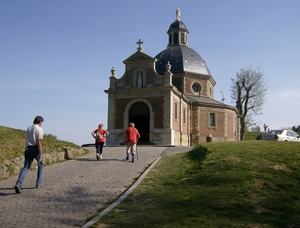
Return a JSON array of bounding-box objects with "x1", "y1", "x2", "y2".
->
[{"x1": 104, "y1": 9, "x2": 240, "y2": 146}]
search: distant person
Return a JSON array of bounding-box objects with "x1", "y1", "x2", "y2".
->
[
  {"x1": 125, "y1": 123, "x2": 140, "y2": 162},
  {"x1": 263, "y1": 123, "x2": 268, "y2": 132},
  {"x1": 14, "y1": 116, "x2": 44, "y2": 194},
  {"x1": 256, "y1": 132, "x2": 263, "y2": 140},
  {"x1": 91, "y1": 124, "x2": 109, "y2": 160}
]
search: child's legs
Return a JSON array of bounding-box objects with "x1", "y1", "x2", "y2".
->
[
  {"x1": 95, "y1": 143, "x2": 101, "y2": 154},
  {"x1": 99, "y1": 142, "x2": 105, "y2": 154}
]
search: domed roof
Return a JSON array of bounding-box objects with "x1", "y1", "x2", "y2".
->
[
  {"x1": 168, "y1": 21, "x2": 187, "y2": 33},
  {"x1": 155, "y1": 45, "x2": 211, "y2": 75}
]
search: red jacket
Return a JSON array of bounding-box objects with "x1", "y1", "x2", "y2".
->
[{"x1": 126, "y1": 127, "x2": 140, "y2": 143}]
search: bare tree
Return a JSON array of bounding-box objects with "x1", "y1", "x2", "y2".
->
[{"x1": 231, "y1": 66, "x2": 267, "y2": 140}]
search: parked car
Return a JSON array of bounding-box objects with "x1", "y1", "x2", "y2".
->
[{"x1": 262, "y1": 130, "x2": 300, "y2": 142}]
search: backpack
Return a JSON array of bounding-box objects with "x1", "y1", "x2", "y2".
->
[{"x1": 95, "y1": 131, "x2": 103, "y2": 139}]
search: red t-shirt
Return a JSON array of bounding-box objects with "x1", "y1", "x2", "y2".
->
[
  {"x1": 93, "y1": 128, "x2": 108, "y2": 143},
  {"x1": 126, "y1": 127, "x2": 140, "y2": 143}
]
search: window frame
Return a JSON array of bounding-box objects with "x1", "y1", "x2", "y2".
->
[
  {"x1": 191, "y1": 82, "x2": 201, "y2": 95},
  {"x1": 208, "y1": 112, "x2": 216, "y2": 128},
  {"x1": 174, "y1": 102, "x2": 178, "y2": 120}
]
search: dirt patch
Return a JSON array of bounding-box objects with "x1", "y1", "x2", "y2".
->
[
  {"x1": 225, "y1": 156, "x2": 241, "y2": 162},
  {"x1": 94, "y1": 224, "x2": 110, "y2": 228},
  {"x1": 272, "y1": 164, "x2": 291, "y2": 172}
]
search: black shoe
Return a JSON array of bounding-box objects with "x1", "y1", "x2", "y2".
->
[
  {"x1": 14, "y1": 185, "x2": 21, "y2": 194},
  {"x1": 126, "y1": 156, "x2": 129, "y2": 160},
  {"x1": 96, "y1": 154, "x2": 99, "y2": 160}
]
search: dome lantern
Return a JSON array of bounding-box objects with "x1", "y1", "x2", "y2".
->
[
  {"x1": 155, "y1": 9, "x2": 211, "y2": 76},
  {"x1": 167, "y1": 8, "x2": 188, "y2": 47}
]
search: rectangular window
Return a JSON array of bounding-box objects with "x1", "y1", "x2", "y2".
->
[
  {"x1": 180, "y1": 33, "x2": 186, "y2": 45},
  {"x1": 209, "y1": 113, "x2": 215, "y2": 127},
  {"x1": 174, "y1": 32, "x2": 179, "y2": 44},
  {"x1": 183, "y1": 108, "x2": 186, "y2": 124},
  {"x1": 174, "y1": 103, "x2": 178, "y2": 120}
]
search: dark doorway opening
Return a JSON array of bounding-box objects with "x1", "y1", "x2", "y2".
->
[{"x1": 129, "y1": 102, "x2": 150, "y2": 142}]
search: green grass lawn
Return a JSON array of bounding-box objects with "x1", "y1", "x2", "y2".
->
[{"x1": 94, "y1": 141, "x2": 300, "y2": 228}]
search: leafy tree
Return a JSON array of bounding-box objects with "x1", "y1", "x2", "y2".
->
[
  {"x1": 230, "y1": 66, "x2": 267, "y2": 140},
  {"x1": 249, "y1": 124, "x2": 260, "y2": 133},
  {"x1": 292, "y1": 125, "x2": 300, "y2": 132}
]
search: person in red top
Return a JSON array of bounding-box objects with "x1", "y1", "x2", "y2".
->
[
  {"x1": 125, "y1": 123, "x2": 140, "y2": 162},
  {"x1": 91, "y1": 124, "x2": 109, "y2": 160}
]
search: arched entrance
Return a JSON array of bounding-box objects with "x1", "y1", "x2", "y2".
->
[{"x1": 129, "y1": 102, "x2": 150, "y2": 142}]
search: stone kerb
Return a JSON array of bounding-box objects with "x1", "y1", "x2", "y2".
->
[{"x1": 0, "y1": 147, "x2": 90, "y2": 180}]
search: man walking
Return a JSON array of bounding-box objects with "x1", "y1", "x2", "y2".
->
[
  {"x1": 14, "y1": 116, "x2": 44, "y2": 193},
  {"x1": 125, "y1": 123, "x2": 140, "y2": 162}
]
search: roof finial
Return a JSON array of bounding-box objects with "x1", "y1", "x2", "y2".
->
[
  {"x1": 136, "y1": 39, "x2": 143, "y2": 52},
  {"x1": 176, "y1": 8, "x2": 180, "y2": 21},
  {"x1": 111, "y1": 66, "x2": 116, "y2": 77},
  {"x1": 165, "y1": 61, "x2": 172, "y2": 72}
]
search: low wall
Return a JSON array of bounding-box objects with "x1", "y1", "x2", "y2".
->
[{"x1": 0, "y1": 147, "x2": 91, "y2": 180}]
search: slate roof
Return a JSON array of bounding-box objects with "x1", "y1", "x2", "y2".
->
[
  {"x1": 187, "y1": 95, "x2": 238, "y2": 111},
  {"x1": 167, "y1": 20, "x2": 187, "y2": 33},
  {"x1": 187, "y1": 95, "x2": 224, "y2": 106},
  {"x1": 155, "y1": 46, "x2": 211, "y2": 76}
]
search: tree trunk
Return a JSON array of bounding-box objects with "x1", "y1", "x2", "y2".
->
[{"x1": 240, "y1": 118, "x2": 246, "y2": 141}]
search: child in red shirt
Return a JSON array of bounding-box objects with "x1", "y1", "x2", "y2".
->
[{"x1": 91, "y1": 124, "x2": 109, "y2": 160}]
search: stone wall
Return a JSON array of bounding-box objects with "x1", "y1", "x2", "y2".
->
[{"x1": 0, "y1": 147, "x2": 91, "y2": 180}]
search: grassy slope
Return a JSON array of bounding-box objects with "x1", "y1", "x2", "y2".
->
[
  {"x1": 0, "y1": 126, "x2": 81, "y2": 162},
  {"x1": 2, "y1": 127, "x2": 300, "y2": 227},
  {"x1": 95, "y1": 141, "x2": 300, "y2": 228}
]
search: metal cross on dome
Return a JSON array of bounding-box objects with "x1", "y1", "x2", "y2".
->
[{"x1": 136, "y1": 39, "x2": 143, "y2": 52}]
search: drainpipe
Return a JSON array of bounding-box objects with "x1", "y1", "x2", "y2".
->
[
  {"x1": 189, "y1": 101, "x2": 192, "y2": 146},
  {"x1": 179, "y1": 95, "x2": 182, "y2": 146}
]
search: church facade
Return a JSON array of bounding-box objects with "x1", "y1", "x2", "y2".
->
[{"x1": 104, "y1": 9, "x2": 240, "y2": 146}]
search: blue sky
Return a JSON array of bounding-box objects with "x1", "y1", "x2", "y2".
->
[{"x1": 1, "y1": 0, "x2": 299, "y2": 145}]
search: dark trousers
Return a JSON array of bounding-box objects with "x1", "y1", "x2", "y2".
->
[
  {"x1": 95, "y1": 142, "x2": 105, "y2": 154},
  {"x1": 16, "y1": 146, "x2": 44, "y2": 187}
]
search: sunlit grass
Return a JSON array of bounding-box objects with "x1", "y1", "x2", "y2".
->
[
  {"x1": 0, "y1": 126, "x2": 82, "y2": 162},
  {"x1": 94, "y1": 141, "x2": 300, "y2": 228}
]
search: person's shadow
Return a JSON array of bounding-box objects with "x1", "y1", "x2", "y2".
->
[
  {"x1": 0, "y1": 186, "x2": 36, "y2": 196},
  {"x1": 72, "y1": 157, "x2": 127, "y2": 162}
]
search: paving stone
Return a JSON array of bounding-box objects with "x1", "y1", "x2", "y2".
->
[{"x1": 0, "y1": 146, "x2": 191, "y2": 227}]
